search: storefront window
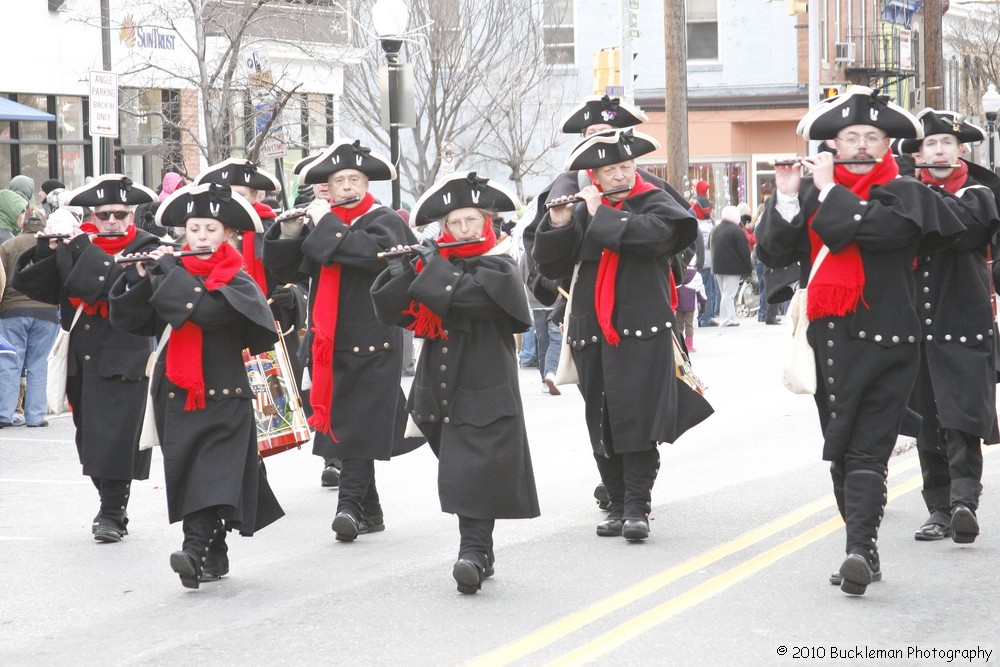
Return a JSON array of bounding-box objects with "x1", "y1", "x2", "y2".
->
[
  {"x1": 688, "y1": 161, "x2": 748, "y2": 211},
  {"x1": 59, "y1": 145, "x2": 86, "y2": 189},
  {"x1": 57, "y1": 97, "x2": 84, "y2": 141}
]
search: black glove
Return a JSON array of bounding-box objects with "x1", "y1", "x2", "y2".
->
[
  {"x1": 411, "y1": 240, "x2": 439, "y2": 265},
  {"x1": 269, "y1": 284, "x2": 297, "y2": 309},
  {"x1": 387, "y1": 256, "x2": 408, "y2": 277}
]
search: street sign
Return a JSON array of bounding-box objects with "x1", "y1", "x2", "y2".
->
[
  {"x1": 89, "y1": 70, "x2": 119, "y2": 138},
  {"x1": 259, "y1": 134, "x2": 287, "y2": 160}
]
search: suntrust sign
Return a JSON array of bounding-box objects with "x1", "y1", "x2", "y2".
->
[{"x1": 119, "y1": 15, "x2": 177, "y2": 51}]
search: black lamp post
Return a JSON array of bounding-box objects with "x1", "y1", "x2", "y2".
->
[
  {"x1": 373, "y1": 0, "x2": 409, "y2": 210},
  {"x1": 983, "y1": 83, "x2": 1000, "y2": 174}
]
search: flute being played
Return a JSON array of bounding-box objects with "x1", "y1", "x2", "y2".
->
[
  {"x1": 770, "y1": 158, "x2": 884, "y2": 167},
  {"x1": 544, "y1": 185, "x2": 633, "y2": 209},
  {"x1": 274, "y1": 196, "x2": 361, "y2": 223},
  {"x1": 376, "y1": 237, "x2": 487, "y2": 259},
  {"x1": 914, "y1": 163, "x2": 962, "y2": 169},
  {"x1": 37, "y1": 231, "x2": 129, "y2": 240},
  {"x1": 114, "y1": 248, "x2": 215, "y2": 264}
]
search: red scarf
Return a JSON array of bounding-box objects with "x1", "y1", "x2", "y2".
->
[
  {"x1": 806, "y1": 153, "x2": 900, "y2": 320},
  {"x1": 404, "y1": 220, "x2": 498, "y2": 340},
  {"x1": 242, "y1": 202, "x2": 274, "y2": 294},
  {"x1": 919, "y1": 160, "x2": 969, "y2": 195},
  {"x1": 67, "y1": 222, "x2": 138, "y2": 317},
  {"x1": 165, "y1": 243, "x2": 243, "y2": 410},
  {"x1": 587, "y1": 174, "x2": 658, "y2": 345},
  {"x1": 308, "y1": 192, "x2": 377, "y2": 437}
]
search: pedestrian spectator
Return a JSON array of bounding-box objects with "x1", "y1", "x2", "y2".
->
[
  {"x1": 738, "y1": 202, "x2": 756, "y2": 250},
  {"x1": 710, "y1": 205, "x2": 753, "y2": 327},
  {"x1": 0, "y1": 207, "x2": 59, "y2": 429},
  {"x1": 0, "y1": 189, "x2": 28, "y2": 244},
  {"x1": 676, "y1": 256, "x2": 706, "y2": 352},
  {"x1": 8, "y1": 175, "x2": 35, "y2": 207},
  {"x1": 519, "y1": 248, "x2": 562, "y2": 394},
  {"x1": 39, "y1": 179, "x2": 65, "y2": 215},
  {"x1": 372, "y1": 171, "x2": 539, "y2": 595},
  {"x1": 691, "y1": 181, "x2": 719, "y2": 327},
  {"x1": 157, "y1": 172, "x2": 185, "y2": 203},
  {"x1": 12, "y1": 174, "x2": 163, "y2": 543}
]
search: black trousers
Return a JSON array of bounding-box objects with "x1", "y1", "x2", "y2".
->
[
  {"x1": 458, "y1": 516, "x2": 495, "y2": 569},
  {"x1": 918, "y1": 428, "x2": 985, "y2": 511},
  {"x1": 336, "y1": 458, "x2": 382, "y2": 519},
  {"x1": 594, "y1": 449, "x2": 659, "y2": 520}
]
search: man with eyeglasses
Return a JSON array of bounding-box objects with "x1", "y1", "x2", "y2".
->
[
  {"x1": 756, "y1": 86, "x2": 966, "y2": 596},
  {"x1": 263, "y1": 140, "x2": 421, "y2": 543},
  {"x1": 12, "y1": 174, "x2": 162, "y2": 544},
  {"x1": 897, "y1": 109, "x2": 1000, "y2": 546}
]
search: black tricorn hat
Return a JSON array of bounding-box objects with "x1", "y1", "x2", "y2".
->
[
  {"x1": 559, "y1": 95, "x2": 648, "y2": 134},
  {"x1": 796, "y1": 85, "x2": 923, "y2": 140},
  {"x1": 299, "y1": 140, "x2": 395, "y2": 185},
  {"x1": 193, "y1": 158, "x2": 282, "y2": 192},
  {"x1": 563, "y1": 128, "x2": 659, "y2": 171},
  {"x1": 898, "y1": 108, "x2": 988, "y2": 154},
  {"x1": 410, "y1": 171, "x2": 520, "y2": 227},
  {"x1": 292, "y1": 153, "x2": 322, "y2": 175},
  {"x1": 155, "y1": 183, "x2": 263, "y2": 233},
  {"x1": 64, "y1": 174, "x2": 157, "y2": 207}
]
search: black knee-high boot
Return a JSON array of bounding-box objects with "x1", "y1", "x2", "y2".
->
[
  {"x1": 93, "y1": 479, "x2": 131, "y2": 543},
  {"x1": 170, "y1": 507, "x2": 221, "y2": 589},
  {"x1": 201, "y1": 518, "x2": 229, "y2": 582},
  {"x1": 594, "y1": 453, "x2": 625, "y2": 536},
  {"x1": 621, "y1": 449, "x2": 659, "y2": 541},
  {"x1": 838, "y1": 469, "x2": 886, "y2": 596},
  {"x1": 454, "y1": 516, "x2": 495, "y2": 595},
  {"x1": 830, "y1": 461, "x2": 846, "y2": 521}
]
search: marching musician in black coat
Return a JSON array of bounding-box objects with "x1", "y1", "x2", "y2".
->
[
  {"x1": 898, "y1": 110, "x2": 1000, "y2": 544},
  {"x1": 533, "y1": 129, "x2": 712, "y2": 542},
  {"x1": 11, "y1": 175, "x2": 161, "y2": 543},
  {"x1": 756, "y1": 86, "x2": 966, "y2": 596},
  {"x1": 372, "y1": 172, "x2": 539, "y2": 595},
  {"x1": 109, "y1": 183, "x2": 283, "y2": 589},
  {"x1": 262, "y1": 139, "x2": 420, "y2": 542}
]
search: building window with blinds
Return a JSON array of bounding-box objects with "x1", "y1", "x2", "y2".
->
[
  {"x1": 543, "y1": 0, "x2": 575, "y2": 66},
  {"x1": 687, "y1": 0, "x2": 719, "y2": 61}
]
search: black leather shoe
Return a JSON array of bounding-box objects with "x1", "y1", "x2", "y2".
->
[
  {"x1": 92, "y1": 515, "x2": 127, "y2": 543},
  {"x1": 332, "y1": 512, "x2": 359, "y2": 542},
  {"x1": 914, "y1": 518, "x2": 951, "y2": 541},
  {"x1": 951, "y1": 505, "x2": 980, "y2": 544},
  {"x1": 622, "y1": 518, "x2": 650, "y2": 541},
  {"x1": 594, "y1": 483, "x2": 611, "y2": 511},
  {"x1": 596, "y1": 517, "x2": 623, "y2": 537},
  {"x1": 765, "y1": 319, "x2": 781, "y2": 325},
  {"x1": 321, "y1": 464, "x2": 341, "y2": 488},
  {"x1": 838, "y1": 553, "x2": 873, "y2": 595},
  {"x1": 170, "y1": 551, "x2": 201, "y2": 589},
  {"x1": 358, "y1": 515, "x2": 385, "y2": 535},
  {"x1": 829, "y1": 562, "x2": 882, "y2": 586},
  {"x1": 453, "y1": 559, "x2": 484, "y2": 594}
]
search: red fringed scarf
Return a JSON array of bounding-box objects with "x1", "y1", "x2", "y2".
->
[
  {"x1": 67, "y1": 222, "x2": 138, "y2": 318},
  {"x1": 806, "y1": 153, "x2": 899, "y2": 319},
  {"x1": 404, "y1": 220, "x2": 498, "y2": 340},
  {"x1": 585, "y1": 174, "x2": 657, "y2": 345},
  {"x1": 920, "y1": 160, "x2": 969, "y2": 195},
  {"x1": 242, "y1": 201, "x2": 274, "y2": 294},
  {"x1": 308, "y1": 192, "x2": 377, "y2": 437},
  {"x1": 165, "y1": 243, "x2": 243, "y2": 410}
]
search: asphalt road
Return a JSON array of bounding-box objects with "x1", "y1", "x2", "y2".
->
[{"x1": 1, "y1": 318, "x2": 998, "y2": 666}]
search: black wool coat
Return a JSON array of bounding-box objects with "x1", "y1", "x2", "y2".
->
[
  {"x1": 12, "y1": 231, "x2": 160, "y2": 481},
  {"x1": 262, "y1": 205, "x2": 422, "y2": 461},
  {"x1": 756, "y1": 176, "x2": 966, "y2": 462},
  {"x1": 372, "y1": 252, "x2": 539, "y2": 520},
  {"x1": 532, "y1": 189, "x2": 713, "y2": 455},
  {"x1": 709, "y1": 220, "x2": 753, "y2": 276},
  {"x1": 108, "y1": 256, "x2": 283, "y2": 534}
]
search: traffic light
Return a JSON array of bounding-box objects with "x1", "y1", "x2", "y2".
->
[
  {"x1": 592, "y1": 47, "x2": 621, "y2": 96},
  {"x1": 822, "y1": 85, "x2": 843, "y2": 100}
]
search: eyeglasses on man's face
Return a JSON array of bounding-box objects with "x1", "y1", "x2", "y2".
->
[
  {"x1": 835, "y1": 134, "x2": 887, "y2": 148},
  {"x1": 445, "y1": 215, "x2": 485, "y2": 230},
  {"x1": 94, "y1": 210, "x2": 131, "y2": 221}
]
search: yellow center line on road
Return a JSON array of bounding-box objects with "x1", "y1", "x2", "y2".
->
[
  {"x1": 545, "y1": 473, "x2": 925, "y2": 667},
  {"x1": 468, "y1": 455, "x2": 925, "y2": 667}
]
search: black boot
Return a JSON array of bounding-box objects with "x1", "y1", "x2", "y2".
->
[
  {"x1": 321, "y1": 457, "x2": 342, "y2": 488},
  {"x1": 914, "y1": 486, "x2": 951, "y2": 541},
  {"x1": 93, "y1": 479, "x2": 131, "y2": 543},
  {"x1": 455, "y1": 517, "x2": 494, "y2": 594},
  {"x1": 358, "y1": 478, "x2": 385, "y2": 535},
  {"x1": 838, "y1": 470, "x2": 886, "y2": 596},
  {"x1": 594, "y1": 454, "x2": 625, "y2": 537},
  {"x1": 950, "y1": 477, "x2": 983, "y2": 544},
  {"x1": 332, "y1": 459, "x2": 374, "y2": 542},
  {"x1": 621, "y1": 449, "x2": 659, "y2": 541},
  {"x1": 200, "y1": 519, "x2": 229, "y2": 582},
  {"x1": 170, "y1": 508, "x2": 220, "y2": 589}
]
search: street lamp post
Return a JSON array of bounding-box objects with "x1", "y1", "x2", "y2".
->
[
  {"x1": 982, "y1": 83, "x2": 1000, "y2": 174},
  {"x1": 373, "y1": 0, "x2": 409, "y2": 210}
]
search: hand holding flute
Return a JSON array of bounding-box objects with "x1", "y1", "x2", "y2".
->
[{"x1": 117, "y1": 246, "x2": 214, "y2": 277}]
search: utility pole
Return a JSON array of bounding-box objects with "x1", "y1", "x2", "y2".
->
[
  {"x1": 923, "y1": 0, "x2": 943, "y2": 110},
  {"x1": 99, "y1": 0, "x2": 115, "y2": 174},
  {"x1": 663, "y1": 0, "x2": 689, "y2": 193}
]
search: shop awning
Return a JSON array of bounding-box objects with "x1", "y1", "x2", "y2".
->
[{"x1": 0, "y1": 98, "x2": 56, "y2": 122}]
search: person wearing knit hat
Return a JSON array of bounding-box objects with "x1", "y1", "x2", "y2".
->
[
  {"x1": 7, "y1": 175, "x2": 35, "y2": 206},
  {"x1": 689, "y1": 180, "x2": 720, "y2": 327},
  {"x1": 263, "y1": 138, "x2": 421, "y2": 542},
  {"x1": 535, "y1": 129, "x2": 713, "y2": 543},
  {"x1": 899, "y1": 108, "x2": 1000, "y2": 546},
  {"x1": 372, "y1": 171, "x2": 538, "y2": 594},
  {"x1": 755, "y1": 85, "x2": 966, "y2": 596},
  {"x1": 11, "y1": 173, "x2": 163, "y2": 544},
  {"x1": 158, "y1": 172, "x2": 185, "y2": 203},
  {"x1": 39, "y1": 179, "x2": 65, "y2": 215},
  {"x1": 709, "y1": 205, "x2": 753, "y2": 327},
  {"x1": 110, "y1": 182, "x2": 283, "y2": 588}
]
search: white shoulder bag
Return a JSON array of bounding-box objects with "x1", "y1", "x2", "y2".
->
[{"x1": 781, "y1": 246, "x2": 829, "y2": 395}]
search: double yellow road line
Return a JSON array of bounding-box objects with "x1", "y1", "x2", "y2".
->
[{"x1": 468, "y1": 451, "x2": 960, "y2": 666}]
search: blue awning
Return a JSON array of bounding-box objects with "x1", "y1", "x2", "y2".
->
[{"x1": 0, "y1": 97, "x2": 56, "y2": 122}]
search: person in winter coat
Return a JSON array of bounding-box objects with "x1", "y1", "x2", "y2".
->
[
  {"x1": 710, "y1": 205, "x2": 754, "y2": 327},
  {"x1": 12, "y1": 175, "x2": 162, "y2": 543},
  {"x1": 372, "y1": 171, "x2": 539, "y2": 595},
  {"x1": 535, "y1": 129, "x2": 713, "y2": 542},
  {"x1": 898, "y1": 109, "x2": 1000, "y2": 545},
  {"x1": 110, "y1": 183, "x2": 284, "y2": 589},
  {"x1": 676, "y1": 261, "x2": 706, "y2": 352}
]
